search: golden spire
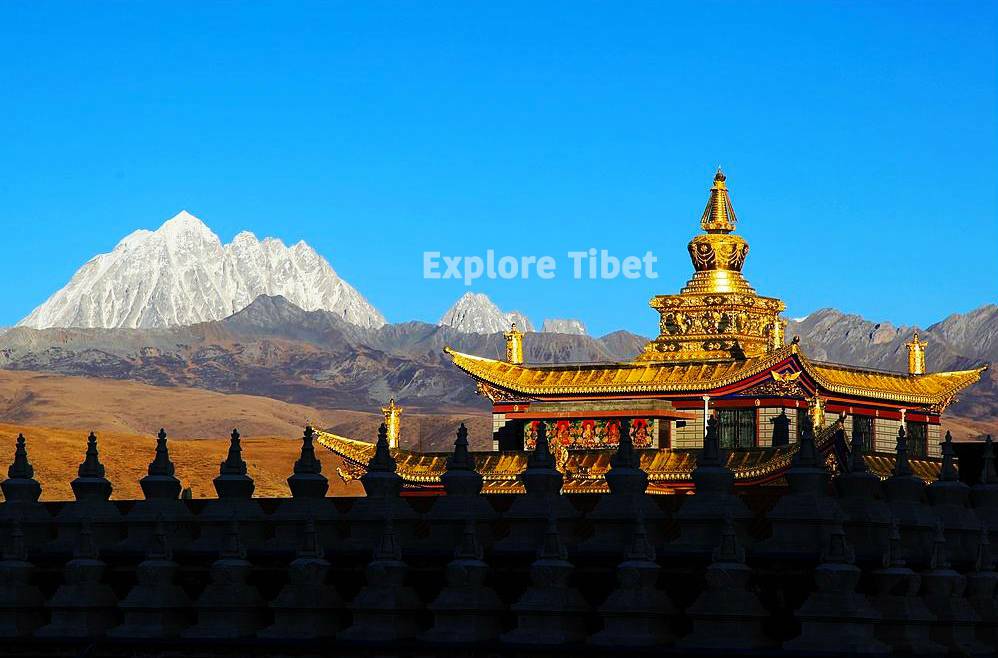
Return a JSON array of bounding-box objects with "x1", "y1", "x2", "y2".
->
[
  {"x1": 381, "y1": 397, "x2": 403, "y2": 449},
  {"x1": 638, "y1": 170, "x2": 787, "y2": 363},
  {"x1": 504, "y1": 322, "x2": 524, "y2": 365},
  {"x1": 906, "y1": 331, "x2": 927, "y2": 375},
  {"x1": 809, "y1": 393, "x2": 826, "y2": 430},
  {"x1": 700, "y1": 168, "x2": 738, "y2": 233}
]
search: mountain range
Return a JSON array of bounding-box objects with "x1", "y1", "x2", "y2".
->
[
  {"x1": 3, "y1": 212, "x2": 995, "y2": 435},
  {"x1": 18, "y1": 211, "x2": 385, "y2": 330},
  {"x1": 1, "y1": 294, "x2": 995, "y2": 429}
]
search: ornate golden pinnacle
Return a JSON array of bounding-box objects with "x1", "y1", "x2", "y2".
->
[
  {"x1": 906, "y1": 331, "x2": 927, "y2": 375},
  {"x1": 504, "y1": 322, "x2": 524, "y2": 365},
  {"x1": 639, "y1": 170, "x2": 786, "y2": 363},
  {"x1": 381, "y1": 397, "x2": 403, "y2": 449}
]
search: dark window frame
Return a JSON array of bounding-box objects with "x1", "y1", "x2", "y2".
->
[
  {"x1": 852, "y1": 415, "x2": 874, "y2": 453},
  {"x1": 718, "y1": 408, "x2": 757, "y2": 449},
  {"x1": 905, "y1": 420, "x2": 928, "y2": 459}
]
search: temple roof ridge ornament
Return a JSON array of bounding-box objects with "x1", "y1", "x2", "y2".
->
[{"x1": 700, "y1": 168, "x2": 738, "y2": 233}]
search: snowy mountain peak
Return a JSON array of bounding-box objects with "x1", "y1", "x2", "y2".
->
[
  {"x1": 438, "y1": 292, "x2": 534, "y2": 334},
  {"x1": 541, "y1": 318, "x2": 588, "y2": 335},
  {"x1": 18, "y1": 211, "x2": 385, "y2": 330}
]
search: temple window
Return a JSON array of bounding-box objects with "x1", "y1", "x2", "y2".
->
[
  {"x1": 719, "y1": 408, "x2": 756, "y2": 449},
  {"x1": 796, "y1": 408, "x2": 809, "y2": 443},
  {"x1": 905, "y1": 420, "x2": 929, "y2": 458},
  {"x1": 852, "y1": 415, "x2": 874, "y2": 453}
]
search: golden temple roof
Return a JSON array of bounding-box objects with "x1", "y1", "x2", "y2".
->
[
  {"x1": 314, "y1": 421, "x2": 849, "y2": 493},
  {"x1": 444, "y1": 343, "x2": 986, "y2": 407}
]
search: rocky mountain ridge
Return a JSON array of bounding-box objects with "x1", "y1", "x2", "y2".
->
[
  {"x1": 1, "y1": 297, "x2": 994, "y2": 426},
  {"x1": 18, "y1": 211, "x2": 385, "y2": 330}
]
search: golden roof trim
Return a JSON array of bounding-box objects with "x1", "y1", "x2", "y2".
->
[
  {"x1": 443, "y1": 344, "x2": 796, "y2": 396},
  {"x1": 443, "y1": 345, "x2": 986, "y2": 407},
  {"x1": 315, "y1": 419, "x2": 844, "y2": 491}
]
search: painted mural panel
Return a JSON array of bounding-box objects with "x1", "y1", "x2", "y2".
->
[{"x1": 524, "y1": 418, "x2": 656, "y2": 450}]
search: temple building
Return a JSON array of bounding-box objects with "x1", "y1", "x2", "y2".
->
[{"x1": 318, "y1": 171, "x2": 987, "y2": 493}]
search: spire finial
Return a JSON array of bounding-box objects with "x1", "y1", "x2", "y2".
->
[
  {"x1": 7, "y1": 433, "x2": 34, "y2": 479},
  {"x1": 883, "y1": 517, "x2": 905, "y2": 568},
  {"x1": 149, "y1": 515, "x2": 172, "y2": 561},
  {"x1": 981, "y1": 434, "x2": 997, "y2": 485},
  {"x1": 713, "y1": 511, "x2": 745, "y2": 564},
  {"x1": 75, "y1": 518, "x2": 99, "y2": 560},
  {"x1": 700, "y1": 168, "x2": 736, "y2": 232},
  {"x1": 848, "y1": 423, "x2": 869, "y2": 473},
  {"x1": 298, "y1": 517, "x2": 323, "y2": 559},
  {"x1": 527, "y1": 422, "x2": 556, "y2": 470},
  {"x1": 538, "y1": 514, "x2": 568, "y2": 561},
  {"x1": 793, "y1": 414, "x2": 819, "y2": 467},
  {"x1": 380, "y1": 398, "x2": 403, "y2": 449},
  {"x1": 975, "y1": 522, "x2": 993, "y2": 572},
  {"x1": 447, "y1": 423, "x2": 474, "y2": 470},
  {"x1": 221, "y1": 514, "x2": 246, "y2": 559},
  {"x1": 504, "y1": 322, "x2": 525, "y2": 365},
  {"x1": 626, "y1": 514, "x2": 656, "y2": 563},
  {"x1": 699, "y1": 413, "x2": 722, "y2": 466},
  {"x1": 78, "y1": 431, "x2": 106, "y2": 478},
  {"x1": 610, "y1": 418, "x2": 638, "y2": 470},
  {"x1": 374, "y1": 513, "x2": 402, "y2": 561},
  {"x1": 455, "y1": 517, "x2": 484, "y2": 561},
  {"x1": 219, "y1": 428, "x2": 247, "y2": 476},
  {"x1": 148, "y1": 428, "x2": 176, "y2": 477},
  {"x1": 894, "y1": 425, "x2": 912, "y2": 476},
  {"x1": 939, "y1": 430, "x2": 958, "y2": 481},
  {"x1": 368, "y1": 423, "x2": 398, "y2": 473},
  {"x1": 930, "y1": 521, "x2": 950, "y2": 570},
  {"x1": 905, "y1": 331, "x2": 927, "y2": 375},
  {"x1": 293, "y1": 425, "x2": 322, "y2": 475},
  {"x1": 3, "y1": 518, "x2": 26, "y2": 561}
]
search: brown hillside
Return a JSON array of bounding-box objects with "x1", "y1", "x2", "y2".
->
[{"x1": 0, "y1": 423, "x2": 365, "y2": 501}]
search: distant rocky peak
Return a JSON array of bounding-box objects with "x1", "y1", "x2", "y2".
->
[
  {"x1": 17, "y1": 211, "x2": 385, "y2": 330},
  {"x1": 541, "y1": 318, "x2": 588, "y2": 336},
  {"x1": 438, "y1": 292, "x2": 534, "y2": 334}
]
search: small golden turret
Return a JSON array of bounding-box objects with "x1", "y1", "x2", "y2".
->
[
  {"x1": 769, "y1": 318, "x2": 787, "y2": 352},
  {"x1": 381, "y1": 397, "x2": 403, "y2": 449},
  {"x1": 809, "y1": 393, "x2": 826, "y2": 430},
  {"x1": 504, "y1": 322, "x2": 524, "y2": 365},
  {"x1": 906, "y1": 331, "x2": 927, "y2": 375}
]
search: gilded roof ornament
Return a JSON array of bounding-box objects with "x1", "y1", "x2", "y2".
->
[{"x1": 700, "y1": 168, "x2": 738, "y2": 233}]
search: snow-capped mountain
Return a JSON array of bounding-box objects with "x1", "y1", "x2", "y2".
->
[
  {"x1": 541, "y1": 318, "x2": 587, "y2": 335},
  {"x1": 18, "y1": 211, "x2": 385, "y2": 330},
  {"x1": 438, "y1": 292, "x2": 534, "y2": 334}
]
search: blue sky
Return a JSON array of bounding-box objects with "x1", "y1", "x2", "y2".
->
[{"x1": 1, "y1": 1, "x2": 995, "y2": 336}]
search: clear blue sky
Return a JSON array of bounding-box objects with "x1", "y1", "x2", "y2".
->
[{"x1": 2, "y1": 1, "x2": 995, "y2": 336}]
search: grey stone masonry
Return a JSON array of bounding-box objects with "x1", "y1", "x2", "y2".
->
[
  {"x1": 183, "y1": 516, "x2": 265, "y2": 639},
  {"x1": 590, "y1": 515, "x2": 676, "y2": 647},
  {"x1": 339, "y1": 514, "x2": 423, "y2": 642},
  {"x1": 0, "y1": 520, "x2": 44, "y2": 637},
  {"x1": 501, "y1": 516, "x2": 589, "y2": 645},
  {"x1": 36, "y1": 520, "x2": 118, "y2": 638},
  {"x1": 869, "y1": 517, "x2": 945, "y2": 654},
  {"x1": 110, "y1": 518, "x2": 191, "y2": 638},
  {"x1": 259, "y1": 518, "x2": 342, "y2": 639},
  {"x1": 422, "y1": 517, "x2": 504, "y2": 643}
]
